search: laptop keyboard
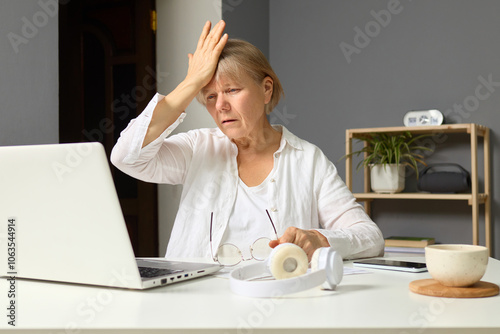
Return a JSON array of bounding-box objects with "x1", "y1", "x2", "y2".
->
[{"x1": 138, "y1": 266, "x2": 183, "y2": 278}]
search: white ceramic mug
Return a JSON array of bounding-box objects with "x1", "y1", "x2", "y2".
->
[{"x1": 425, "y1": 244, "x2": 488, "y2": 287}]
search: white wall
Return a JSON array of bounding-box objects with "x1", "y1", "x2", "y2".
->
[
  {"x1": 155, "y1": 0, "x2": 221, "y2": 255},
  {"x1": 0, "y1": 0, "x2": 58, "y2": 146}
]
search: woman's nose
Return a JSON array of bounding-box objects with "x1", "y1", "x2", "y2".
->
[{"x1": 215, "y1": 95, "x2": 230, "y2": 111}]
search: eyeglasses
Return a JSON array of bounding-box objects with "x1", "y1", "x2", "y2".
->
[{"x1": 210, "y1": 210, "x2": 279, "y2": 266}]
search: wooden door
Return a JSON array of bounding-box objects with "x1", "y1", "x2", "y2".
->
[{"x1": 59, "y1": 0, "x2": 159, "y2": 256}]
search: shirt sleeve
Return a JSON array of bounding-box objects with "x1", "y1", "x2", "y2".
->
[
  {"x1": 314, "y1": 159, "x2": 385, "y2": 260},
  {"x1": 110, "y1": 93, "x2": 190, "y2": 184}
]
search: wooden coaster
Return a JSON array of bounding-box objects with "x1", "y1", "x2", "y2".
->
[{"x1": 409, "y1": 279, "x2": 499, "y2": 298}]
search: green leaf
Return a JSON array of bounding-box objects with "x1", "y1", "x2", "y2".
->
[{"x1": 342, "y1": 131, "x2": 435, "y2": 179}]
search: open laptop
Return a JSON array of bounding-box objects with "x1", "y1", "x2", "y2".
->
[{"x1": 0, "y1": 142, "x2": 221, "y2": 289}]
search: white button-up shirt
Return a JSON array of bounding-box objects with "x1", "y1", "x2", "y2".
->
[{"x1": 111, "y1": 93, "x2": 384, "y2": 260}]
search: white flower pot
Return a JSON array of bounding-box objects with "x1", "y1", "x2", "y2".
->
[{"x1": 370, "y1": 164, "x2": 405, "y2": 194}]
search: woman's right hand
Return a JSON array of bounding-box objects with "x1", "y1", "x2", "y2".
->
[
  {"x1": 186, "y1": 20, "x2": 228, "y2": 89},
  {"x1": 142, "y1": 20, "x2": 227, "y2": 148}
]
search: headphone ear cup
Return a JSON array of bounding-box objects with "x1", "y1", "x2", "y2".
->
[
  {"x1": 312, "y1": 247, "x2": 344, "y2": 290},
  {"x1": 311, "y1": 247, "x2": 322, "y2": 272},
  {"x1": 268, "y1": 243, "x2": 308, "y2": 280}
]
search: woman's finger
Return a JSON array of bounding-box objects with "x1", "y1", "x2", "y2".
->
[
  {"x1": 270, "y1": 227, "x2": 298, "y2": 247},
  {"x1": 214, "y1": 32, "x2": 229, "y2": 53},
  {"x1": 196, "y1": 20, "x2": 212, "y2": 50},
  {"x1": 269, "y1": 227, "x2": 330, "y2": 261},
  {"x1": 193, "y1": 20, "x2": 226, "y2": 60}
]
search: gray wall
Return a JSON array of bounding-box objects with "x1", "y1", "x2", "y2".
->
[
  {"x1": 0, "y1": 0, "x2": 59, "y2": 146},
  {"x1": 2, "y1": 0, "x2": 498, "y2": 259},
  {"x1": 268, "y1": 0, "x2": 499, "y2": 258},
  {"x1": 222, "y1": 0, "x2": 269, "y2": 58}
]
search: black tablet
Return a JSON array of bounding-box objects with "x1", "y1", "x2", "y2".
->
[{"x1": 353, "y1": 259, "x2": 427, "y2": 272}]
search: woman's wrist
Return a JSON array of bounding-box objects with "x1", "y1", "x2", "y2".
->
[{"x1": 312, "y1": 230, "x2": 331, "y2": 247}]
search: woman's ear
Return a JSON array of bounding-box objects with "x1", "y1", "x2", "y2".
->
[{"x1": 262, "y1": 76, "x2": 274, "y2": 104}]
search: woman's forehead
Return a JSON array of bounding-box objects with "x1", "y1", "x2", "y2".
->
[{"x1": 206, "y1": 72, "x2": 251, "y2": 90}]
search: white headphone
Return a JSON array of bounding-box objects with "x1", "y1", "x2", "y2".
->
[{"x1": 229, "y1": 243, "x2": 343, "y2": 297}]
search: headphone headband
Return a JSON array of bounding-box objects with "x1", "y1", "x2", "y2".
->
[{"x1": 229, "y1": 244, "x2": 343, "y2": 297}]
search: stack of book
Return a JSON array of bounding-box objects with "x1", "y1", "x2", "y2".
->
[{"x1": 384, "y1": 236, "x2": 435, "y2": 254}]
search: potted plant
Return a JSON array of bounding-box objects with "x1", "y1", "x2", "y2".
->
[{"x1": 345, "y1": 131, "x2": 433, "y2": 193}]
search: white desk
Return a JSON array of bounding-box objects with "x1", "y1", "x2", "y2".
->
[{"x1": 1, "y1": 254, "x2": 499, "y2": 333}]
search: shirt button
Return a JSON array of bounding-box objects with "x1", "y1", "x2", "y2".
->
[
  {"x1": 271, "y1": 207, "x2": 278, "y2": 212},
  {"x1": 270, "y1": 178, "x2": 275, "y2": 183}
]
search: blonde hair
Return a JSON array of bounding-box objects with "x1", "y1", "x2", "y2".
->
[{"x1": 197, "y1": 39, "x2": 284, "y2": 115}]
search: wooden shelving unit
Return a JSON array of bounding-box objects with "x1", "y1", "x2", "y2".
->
[{"x1": 345, "y1": 124, "x2": 491, "y2": 254}]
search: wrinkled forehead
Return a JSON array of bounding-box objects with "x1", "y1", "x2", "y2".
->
[
  {"x1": 204, "y1": 75, "x2": 237, "y2": 92},
  {"x1": 202, "y1": 69, "x2": 248, "y2": 94},
  {"x1": 200, "y1": 54, "x2": 264, "y2": 96}
]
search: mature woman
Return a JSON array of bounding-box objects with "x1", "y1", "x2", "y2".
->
[{"x1": 111, "y1": 20, "x2": 384, "y2": 264}]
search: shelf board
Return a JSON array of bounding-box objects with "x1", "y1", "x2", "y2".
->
[
  {"x1": 347, "y1": 123, "x2": 487, "y2": 137},
  {"x1": 353, "y1": 192, "x2": 487, "y2": 204}
]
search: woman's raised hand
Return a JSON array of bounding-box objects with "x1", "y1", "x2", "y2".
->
[
  {"x1": 141, "y1": 21, "x2": 227, "y2": 148},
  {"x1": 186, "y1": 20, "x2": 228, "y2": 89}
]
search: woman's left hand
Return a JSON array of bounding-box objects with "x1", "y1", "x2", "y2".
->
[{"x1": 269, "y1": 226, "x2": 330, "y2": 261}]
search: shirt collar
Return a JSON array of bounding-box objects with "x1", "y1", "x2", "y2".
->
[{"x1": 273, "y1": 124, "x2": 303, "y2": 152}]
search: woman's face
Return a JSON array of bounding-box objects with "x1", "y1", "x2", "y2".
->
[{"x1": 203, "y1": 72, "x2": 273, "y2": 141}]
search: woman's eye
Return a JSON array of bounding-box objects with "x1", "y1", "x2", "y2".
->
[
  {"x1": 228, "y1": 88, "x2": 240, "y2": 94},
  {"x1": 206, "y1": 94, "x2": 216, "y2": 101}
]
